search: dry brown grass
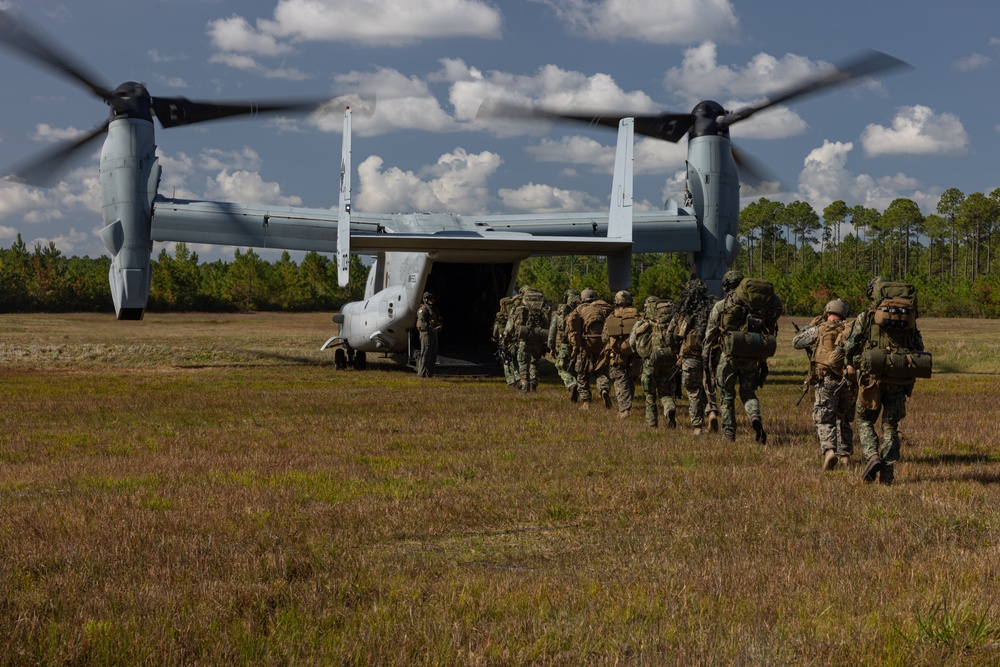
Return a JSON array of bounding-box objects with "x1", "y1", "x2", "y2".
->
[{"x1": 1, "y1": 313, "x2": 999, "y2": 665}]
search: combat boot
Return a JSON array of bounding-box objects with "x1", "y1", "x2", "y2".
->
[
  {"x1": 667, "y1": 409, "x2": 677, "y2": 429},
  {"x1": 823, "y1": 449, "x2": 837, "y2": 471},
  {"x1": 879, "y1": 465, "x2": 894, "y2": 486},
  {"x1": 839, "y1": 455, "x2": 851, "y2": 469},
  {"x1": 861, "y1": 455, "x2": 882, "y2": 483},
  {"x1": 724, "y1": 432, "x2": 736, "y2": 443},
  {"x1": 708, "y1": 412, "x2": 720, "y2": 433},
  {"x1": 751, "y1": 418, "x2": 767, "y2": 445},
  {"x1": 601, "y1": 390, "x2": 612, "y2": 410},
  {"x1": 568, "y1": 384, "x2": 579, "y2": 403}
]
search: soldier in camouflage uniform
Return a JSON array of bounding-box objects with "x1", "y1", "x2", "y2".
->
[
  {"x1": 792, "y1": 299, "x2": 857, "y2": 471},
  {"x1": 548, "y1": 289, "x2": 581, "y2": 402},
  {"x1": 415, "y1": 291, "x2": 442, "y2": 378},
  {"x1": 603, "y1": 290, "x2": 640, "y2": 419},
  {"x1": 504, "y1": 286, "x2": 551, "y2": 393},
  {"x1": 492, "y1": 292, "x2": 521, "y2": 388},
  {"x1": 843, "y1": 277, "x2": 925, "y2": 485},
  {"x1": 703, "y1": 270, "x2": 778, "y2": 444},
  {"x1": 668, "y1": 277, "x2": 718, "y2": 435},
  {"x1": 631, "y1": 298, "x2": 679, "y2": 428},
  {"x1": 567, "y1": 288, "x2": 613, "y2": 410}
]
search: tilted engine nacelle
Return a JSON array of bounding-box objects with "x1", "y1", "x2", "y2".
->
[
  {"x1": 685, "y1": 132, "x2": 741, "y2": 296},
  {"x1": 99, "y1": 117, "x2": 160, "y2": 320},
  {"x1": 335, "y1": 284, "x2": 413, "y2": 353}
]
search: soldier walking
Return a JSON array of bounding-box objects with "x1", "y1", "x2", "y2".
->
[
  {"x1": 668, "y1": 277, "x2": 719, "y2": 435},
  {"x1": 603, "y1": 290, "x2": 640, "y2": 418},
  {"x1": 566, "y1": 288, "x2": 613, "y2": 410},
  {"x1": 549, "y1": 289, "x2": 581, "y2": 401},
  {"x1": 792, "y1": 299, "x2": 857, "y2": 470}
]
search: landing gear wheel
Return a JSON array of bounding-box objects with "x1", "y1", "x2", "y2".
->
[
  {"x1": 353, "y1": 351, "x2": 367, "y2": 371},
  {"x1": 334, "y1": 348, "x2": 348, "y2": 370}
]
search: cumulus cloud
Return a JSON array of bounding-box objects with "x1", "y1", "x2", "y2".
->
[
  {"x1": 355, "y1": 148, "x2": 501, "y2": 213},
  {"x1": 860, "y1": 105, "x2": 969, "y2": 157},
  {"x1": 498, "y1": 183, "x2": 600, "y2": 212},
  {"x1": 525, "y1": 135, "x2": 686, "y2": 175},
  {"x1": 208, "y1": 53, "x2": 310, "y2": 80},
  {"x1": 954, "y1": 53, "x2": 990, "y2": 71},
  {"x1": 797, "y1": 139, "x2": 938, "y2": 214},
  {"x1": 209, "y1": 0, "x2": 501, "y2": 53},
  {"x1": 537, "y1": 0, "x2": 739, "y2": 44},
  {"x1": 205, "y1": 170, "x2": 303, "y2": 206}
]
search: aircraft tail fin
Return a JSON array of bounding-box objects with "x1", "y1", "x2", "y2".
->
[
  {"x1": 607, "y1": 117, "x2": 633, "y2": 291},
  {"x1": 337, "y1": 107, "x2": 352, "y2": 287}
]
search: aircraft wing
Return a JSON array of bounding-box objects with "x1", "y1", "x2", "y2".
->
[{"x1": 151, "y1": 198, "x2": 700, "y2": 256}]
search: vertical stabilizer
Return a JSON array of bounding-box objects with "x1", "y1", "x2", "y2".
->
[
  {"x1": 337, "y1": 107, "x2": 352, "y2": 286},
  {"x1": 607, "y1": 117, "x2": 633, "y2": 291}
]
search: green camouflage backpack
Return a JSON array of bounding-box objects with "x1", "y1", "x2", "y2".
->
[
  {"x1": 720, "y1": 278, "x2": 782, "y2": 359},
  {"x1": 515, "y1": 288, "x2": 550, "y2": 343},
  {"x1": 860, "y1": 281, "x2": 931, "y2": 382}
]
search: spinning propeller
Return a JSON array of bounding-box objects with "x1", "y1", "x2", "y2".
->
[
  {"x1": 0, "y1": 8, "x2": 330, "y2": 186},
  {"x1": 480, "y1": 50, "x2": 909, "y2": 186}
]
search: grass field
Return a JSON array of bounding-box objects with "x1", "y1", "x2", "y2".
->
[{"x1": 1, "y1": 312, "x2": 999, "y2": 665}]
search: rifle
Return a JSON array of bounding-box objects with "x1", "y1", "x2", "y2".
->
[{"x1": 792, "y1": 321, "x2": 813, "y2": 405}]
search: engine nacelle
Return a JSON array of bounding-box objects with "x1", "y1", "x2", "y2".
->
[
  {"x1": 337, "y1": 284, "x2": 414, "y2": 353},
  {"x1": 100, "y1": 117, "x2": 160, "y2": 320}
]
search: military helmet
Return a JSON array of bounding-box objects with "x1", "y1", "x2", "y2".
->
[
  {"x1": 653, "y1": 299, "x2": 673, "y2": 322},
  {"x1": 824, "y1": 299, "x2": 849, "y2": 318},
  {"x1": 866, "y1": 276, "x2": 888, "y2": 300},
  {"x1": 563, "y1": 289, "x2": 580, "y2": 303},
  {"x1": 614, "y1": 290, "x2": 633, "y2": 306},
  {"x1": 518, "y1": 285, "x2": 531, "y2": 295},
  {"x1": 721, "y1": 270, "x2": 744, "y2": 293},
  {"x1": 422, "y1": 291, "x2": 435, "y2": 302},
  {"x1": 643, "y1": 296, "x2": 660, "y2": 313},
  {"x1": 580, "y1": 288, "x2": 598, "y2": 303}
]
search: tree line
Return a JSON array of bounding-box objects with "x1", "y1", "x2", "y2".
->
[
  {"x1": 0, "y1": 238, "x2": 368, "y2": 314},
  {"x1": 2, "y1": 186, "x2": 998, "y2": 318},
  {"x1": 519, "y1": 187, "x2": 1000, "y2": 318}
]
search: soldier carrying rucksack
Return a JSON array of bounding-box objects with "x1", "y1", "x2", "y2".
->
[
  {"x1": 602, "y1": 290, "x2": 641, "y2": 418},
  {"x1": 668, "y1": 276, "x2": 719, "y2": 435},
  {"x1": 548, "y1": 289, "x2": 581, "y2": 402},
  {"x1": 565, "y1": 288, "x2": 614, "y2": 409},
  {"x1": 631, "y1": 298, "x2": 679, "y2": 428},
  {"x1": 844, "y1": 277, "x2": 930, "y2": 485},
  {"x1": 703, "y1": 271, "x2": 783, "y2": 444},
  {"x1": 504, "y1": 286, "x2": 551, "y2": 393},
  {"x1": 792, "y1": 298, "x2": 858, "y2": 471}
]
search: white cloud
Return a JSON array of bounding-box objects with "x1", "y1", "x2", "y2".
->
[
  {"x1": 205, "y1": 170, "x2": 303, "y2": 206},
  {"x1": 355, "y1": 148, "x2": 501, "y2": 213},
  {"x1": 322, "y1": 68, "x2": 459, "y2": 135},
  {"x1": 525, "y1": 135, "x2": 685, "y2": 175},
  {"x1": 498, "y1": 183, "x2": 601, "y2": 212},
  {"x1": 954, "y1": 54, "x2": 990, "y2": 71},
  {"x1": 797, "y1": 139, "x2": 938, "y2": 214},
  {"x1": 537, "y1": 0, "x2": 739, "y2": 44},
  {"x1": 208, "y1": 53, "x2": 310, "y2": 80},
  {"x1": 860, "y1": 105, "x2": 969, "y2": 157},
  {"x1": 31, "y1": 124, "x2": 90, "y2": 142},
  {"x1": 210, "y1": 0, "x2": 502, "y2": 52}
]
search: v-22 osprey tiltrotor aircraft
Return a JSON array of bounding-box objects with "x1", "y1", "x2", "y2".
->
[{"x1": 0, "y1": 8, "x2": 907, "y2": 371}]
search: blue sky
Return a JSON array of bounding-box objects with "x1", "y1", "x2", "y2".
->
[{"x1": 0, "y1": 0, "x2": 997, "y2": 261}]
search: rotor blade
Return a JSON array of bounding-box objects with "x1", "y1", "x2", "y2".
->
[
  {"x1": 478, "y1": 99, "x2": 694, "y2": 143},
  {"x1": 731, "y1": 143, "x2": 782, "y2": 192},
  {"x1": 2, "y1": 119, "x2": 109, "y2": 187},
  {"x1": 0, "y1": 8, "x2": 113, "y2": 101},
  {"x1": 151, "y1": 96, "x2": 329, "y2": 129},
  {"x1": 720, "y1": 50, "x2": 910, "y2": 128}
]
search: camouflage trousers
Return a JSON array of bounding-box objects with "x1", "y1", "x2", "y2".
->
[
  {"x1": 516, "y1": 340, "x2": 547, "y2": 391},
  {"x1": 575, "y1": 351, "x2": 610, "y2": 404},
  {"x1": 554, "y1": 343, "x2": 577, "y2": 391},
  {"x1": 501, "y1": 343, "x2": 519, "y2": 386},
  {"x1": 681, "y1": 355, "x2": 716, "y2": 428},
  {"x1": 856, "y1": 377, "x2": 910, "y2": 468},
  {"x1": 641, "y1": 360, "x2": 677, "y2": 426},
  {"x1": 812, "y1": 373, "x2": 856, "y2": 457},
  {"x1": 609, "y1": 359, "x2": 634, "y2": 413},
  {"x1": 716, "y1": 354, "x2": 761, "y2": 438},
  {"x1": 416, "y1": 331, "x2": 438, "y2": 378}
]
